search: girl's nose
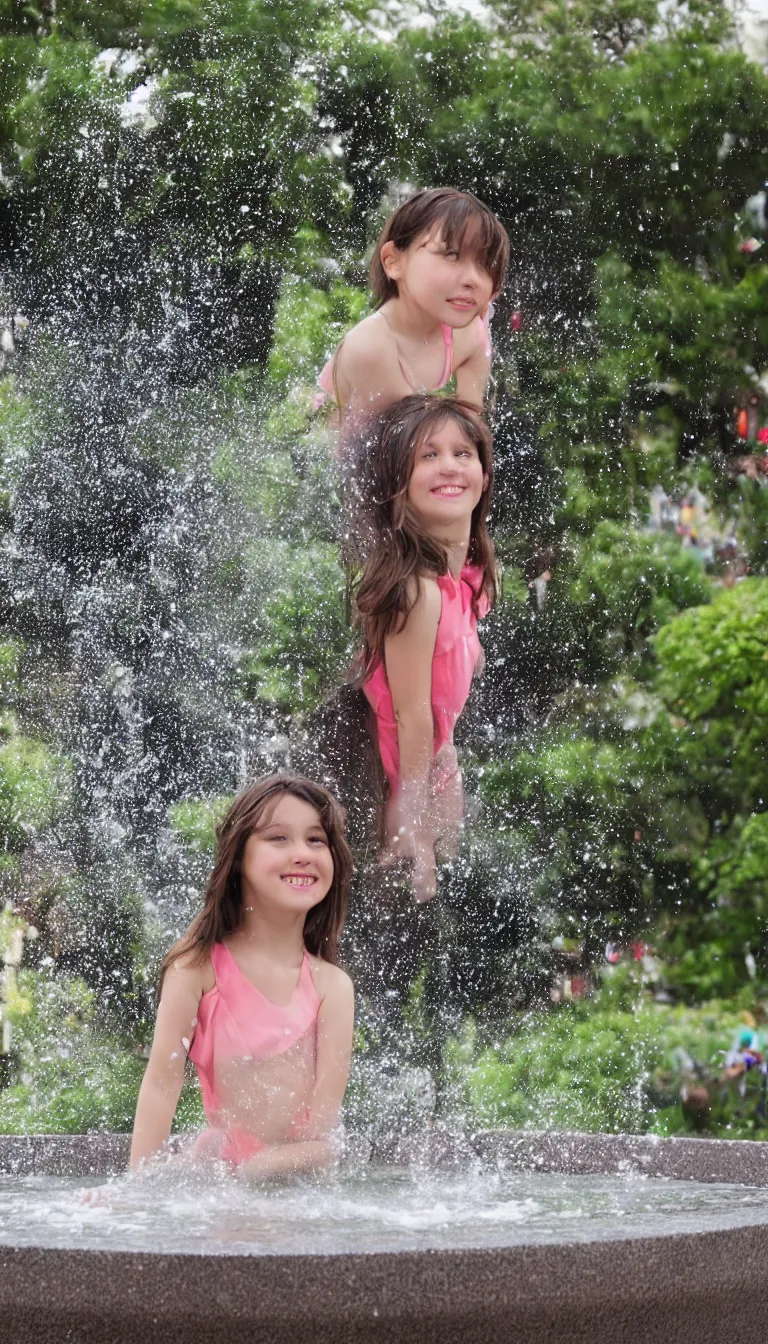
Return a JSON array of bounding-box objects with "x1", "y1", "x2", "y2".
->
[{"x1": 458, "y1": 259, "x2": 480, "y2": 287}]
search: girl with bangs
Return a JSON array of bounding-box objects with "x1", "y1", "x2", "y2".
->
[
  {"x1": 317, "y1": 188, "x2": 510, "y2": 420},
  {"x1": 130, "y1": 775, "x2": 354, "y2": 1180},
  {"x1": 349, "y1": 394, "x2": 498, "y2": 903}
]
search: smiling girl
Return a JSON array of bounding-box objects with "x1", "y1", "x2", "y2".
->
[
  {"x1": 351, "y1": 395, "x2": 497, "y2": 902},
  {"x1": 317, "y1": 188, "x2": 509, "y2": 420},
  {"x1": 129, "y1": 775, "x2": 354, "y2": 1180}
]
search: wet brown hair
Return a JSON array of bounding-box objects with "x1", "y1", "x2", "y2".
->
[
  {"x1": 348, "y1": 395, "x2": 498, "y2": 676},
  {"x1": 370, "y1": 188, "x2": 510, "y2": 305},
  {"x1": 159, "y1": 775, "x2": 352, "y2": 992}
]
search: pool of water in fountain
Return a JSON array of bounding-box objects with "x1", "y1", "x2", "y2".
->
[{"x1": 3, "y1": 1164, "x2": 768, "y2": 1257}]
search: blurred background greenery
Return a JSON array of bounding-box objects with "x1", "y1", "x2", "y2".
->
[{"x1": 0, "y1": 0, "x2": 767, "y2": 1138}]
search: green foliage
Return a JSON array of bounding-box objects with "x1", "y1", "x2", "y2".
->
[
  {"x1": 732, "y1": 477, "x2": 768, "y2": 576},
  {"x1": 268, "y1": 274, "x2": 368, "y2": 393},
  {"x1": 0, "y1": 964, "x2": 205, "y2": 1133},
  {"x1": 240, "y1": 543, "x2": 354, "y2": 714},
  {"x1": 482, "y1": 722, "x2": 660, "y2": 947},
  {"x1": 0, "y1": 727, "x2": 67, "y2": 852},
  {"x1": 0, "y1": 968, "x2": 143, "y2": 1133},
  {"x1": 654, "y1": 578, "x2": 768, "y2": 804},
  {"x1": 169, "y1": 795, "x2": 230, "y2": 855},
  {"x1": 0, "y1": 639, "x2": 67, "y2": 859},
  {"x1": 568, "y1": 520, "x2": 711, "y2": 668},
  {"x1": 458, "y1": 969, "x2": 763, "y2": 1137}
]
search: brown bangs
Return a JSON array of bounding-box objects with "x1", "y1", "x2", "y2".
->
[
  {"x1": 370, "y1": 188, "x2": 510, "y2": 303},
  {"x1": 431, "y1": 198, "x2": 509, "y2": 293}
]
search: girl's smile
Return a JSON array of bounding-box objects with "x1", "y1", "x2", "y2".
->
[
  {"x1": 407, "y1": 418, "x2": 486, "y2": 529},
  {"x1": 241, "y1": 796, "x2": 334, "y2": 912}
]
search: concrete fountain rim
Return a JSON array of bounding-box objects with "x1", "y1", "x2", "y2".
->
[{"x1": 1, "y1": 1127, "x2": 768, "y2": 1184}]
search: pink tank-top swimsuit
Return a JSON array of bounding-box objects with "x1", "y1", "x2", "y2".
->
[
  {"x1": 188, "y1": 941, "x2": 319, "y2": 1166},
  {"x1": 362, "y1": 563, "x2": 489, "y2": 794}
]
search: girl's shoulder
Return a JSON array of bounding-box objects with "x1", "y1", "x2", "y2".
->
[
  {"x1": 335, "y1": 310, "x2": 400, "y2": 370},
  {"x1": 390, "y1": 573, "x2": 442, "y2": 636},
  {"x1": 308, "y1": 956, "x2": 354, "y2": 1004},
  {"x1": 165, "y1": 946, "x2": 216, "y2": 997}
]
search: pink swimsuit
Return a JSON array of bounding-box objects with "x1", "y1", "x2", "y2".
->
[
  {"x1": 316, "y1": 313, "x2": 491, "y2": 409},
  {"x1": 188, "y1": 941, "x2": 319, "y2": 1166},
  {"x1": 362, "y1": 564, "x2": 489, "y2": 793}
]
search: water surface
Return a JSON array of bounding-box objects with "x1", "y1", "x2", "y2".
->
[{"x1": 2, "y1": 1166, "x2": 768, "y2": 1256}]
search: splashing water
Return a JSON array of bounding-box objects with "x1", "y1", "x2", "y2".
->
[{"x1": 3, "y1": 1163, "x2": 768, "y2": 1256}]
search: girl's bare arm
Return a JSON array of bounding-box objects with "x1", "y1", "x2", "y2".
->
[
  {"x1": 382, "y1": 577, "x2": 441, "y2": 898},
  {"x1": 307, "y1": 965, "x2": 355, "y2": 1137},
  {"x1": 129, "y1": 964, "x2": 203, "y2": 1169},
  {"x1": 385, "y1": 576, "x2": 440, "y2": 788},
  {"x1": 454, "y1": 334, "x2": 491, "y2": 412}
]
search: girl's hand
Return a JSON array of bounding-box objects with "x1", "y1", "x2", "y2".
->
[
  {"x1": 380, "y1": 796, "x2": 437, "y2": 900},
  {"x1": 80, "y1": 1183, "x2": 116, "y2": 1207},
  {"x1": 380, "y1": 791, "x2": 420, "y2": 862}
]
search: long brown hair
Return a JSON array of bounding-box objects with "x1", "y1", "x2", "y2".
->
[
  {"x1": 348, "y1": 395, "x2": 498, "y2": 677},
  {"x1": 370, "y1": 188, "x2": 510, "y2": 304},
  {"x1": 160, "y1": 775, "x2": 352, "y2": 992}
]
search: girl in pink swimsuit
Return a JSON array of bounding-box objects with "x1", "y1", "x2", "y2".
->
[
  {"x1": 316, "y1": 187, "x2": 509, "y2": 421},
  {"x1": 129, "y1": 775, "x2": 354, "y2": 1178},
  {"x1": 351, "y1": 394, "x2": 498, "y2": 902}
]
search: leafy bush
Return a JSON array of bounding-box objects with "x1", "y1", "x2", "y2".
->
[
  {"x1": 570, "y1": 520, "x2": 711, "y2": 656},
  {"x1": 0, "y1": 728, "x2": 67, "y2": 853},
  {"x1": 457, "y1": 969, "x2": 765, "y2": 1137},
  {"x1": 0, "y1": 966, "x2": 204, "y2": 1134},
  {"x1": 654, "y1": 577, "x2": 768, "y2": 803},
  {"x1": 240, "y1": 543, "x2": 355, "y2": 714},
  {"x1": 169, "y1": 796, "x2": 230, "y2": 856},
  {"x1": 268, "y1": 273, "x2": 368, "y2": 393}
]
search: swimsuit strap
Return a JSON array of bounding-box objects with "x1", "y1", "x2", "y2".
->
[
  {"x1": 216, "y1": 941, "x2": 317, "y2": 1015},
  {"x1": 438, "y1": 316, "x2": 492, "y2": 387}
]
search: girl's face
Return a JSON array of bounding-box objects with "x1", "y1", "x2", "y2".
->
[
  {"x1": 240, "y1": 794, "x2": 334, "y2": 916},
  {"x1": 406, "y1": 417, "x2": 487, "y2": 532},
  {"x1": 381, "y1": 226, "x2": 496, "y2": 326}
]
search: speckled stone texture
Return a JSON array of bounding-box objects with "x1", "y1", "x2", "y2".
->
[{"x1": 2, "y1": 1131, "x2": 768, "y2": 1344}]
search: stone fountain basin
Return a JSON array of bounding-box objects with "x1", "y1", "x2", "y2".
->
[{"x1": 1, "y1": 1130, "x2": 768, "y2": 1344}]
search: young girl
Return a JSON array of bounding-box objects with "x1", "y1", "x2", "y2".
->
[
  {"x1": 130, "y1": 774, "x2": 354, "y2": 1180},
  {"x1": 352, "y1": 395, "x2": 497, "y2": 903},
  {"x1": 317, "y1": 188, "x2": 510, "y2": 420}
]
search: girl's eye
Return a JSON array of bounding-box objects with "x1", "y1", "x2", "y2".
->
[{"x1": 308, "y1": 834, "x2": 328, "y2": 845}]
